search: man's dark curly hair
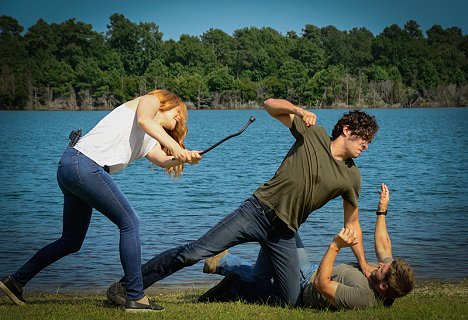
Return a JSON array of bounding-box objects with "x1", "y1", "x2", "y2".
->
[{"x1": 331, "y1": 110, "x2": 379, "y2": 141}]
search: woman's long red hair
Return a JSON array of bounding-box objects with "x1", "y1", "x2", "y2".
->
[{"x1": 147, "y1": 89, "x2": 188, "y2": 178}]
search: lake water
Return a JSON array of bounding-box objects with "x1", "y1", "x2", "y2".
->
[{"x1": 0, "y1": 108, "x2": 467, "y2": 294}]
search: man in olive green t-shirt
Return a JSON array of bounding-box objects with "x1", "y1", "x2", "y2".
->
[{"x1": 255, "y1": 98, "x2": 378, "y2": 279}]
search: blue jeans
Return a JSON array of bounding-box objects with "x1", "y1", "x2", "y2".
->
[
  {"x1": 138, "y1": 196, "x2": 301, "y2": 306},
  {"x1": 215, "y1": 233, "x2": 318, "y2": 303},
  {"x1": 13, "y1": 147, "x2": 145, "y2": 300}
]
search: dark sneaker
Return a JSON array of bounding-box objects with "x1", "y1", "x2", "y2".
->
[
  {"x1": 106, "y1": 282, "x2": 127, "y2": 306},
  {"x1": 0, "y1": 276, "x2": 26, "y2": 306},
  {"x1": 125, "y1": 299, "x2": 164, "y2": 313},
  {"x1": 203, "y1": 250, "x2": 228, "y2": 274},
  {"x1": 198, "y1": 273, "x2": 239, "y2": 303}
]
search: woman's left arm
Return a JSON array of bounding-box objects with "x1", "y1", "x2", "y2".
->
[{"x1": 145, "y1": 144, "x2": 189, "y2": 168}]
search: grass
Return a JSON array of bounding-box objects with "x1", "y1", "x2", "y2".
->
[{"x1": 1, "y1": 279, "x2": 467, "y2": 320}]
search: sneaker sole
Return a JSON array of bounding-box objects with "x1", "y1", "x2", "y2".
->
[
  {"x1": 106, "y1": 285, "x2": 127, "y2": 307},
  {"x1": 125, "y1": 307, "x2": 165, "y2": 313},
  {"x1": 106, "y1": 289, "x2": 126, "y2": 306},
  {"x1": 0, "y1": 281, "x2": 25, "y2": 306}
]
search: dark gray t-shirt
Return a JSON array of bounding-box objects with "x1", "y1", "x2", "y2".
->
[
  {"x1": 302, "y1": 259, "x2": 392, "y2": 310},
  {"x1": 254, "y1": 116, "x2": 361, "y2": 231}
]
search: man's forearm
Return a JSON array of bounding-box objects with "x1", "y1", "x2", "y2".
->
[
  {"x1": 313, "y1": 228, "x2": 358, "y2": 307},
  {"x1": 346, "y1": 220, "x2": 373, "y2": 278},
  {"x1": 343, "y1": 201, "x2": 368, "y2": 270},
  {"x1": 374, "y1": 215, "x2": 392, "y2": 261},
  {"x1": 374, "y1": 183, "x2": 392, "y2": 261},
  {"x1": 315, "y1": 242, "x2": 339, "y2": 285},
  {"x1": 350, "y1": 226, "x2": 366, "y2": 266},
  {"x1": 345, "y1": 218, "x2": 366, "y2": 264},
  {"x1": 313, "y1": 242, "x2": 340, "y2": 306}
]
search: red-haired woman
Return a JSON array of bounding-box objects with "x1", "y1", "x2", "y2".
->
[{"x1": 0, "y1": 90, "x2": 201, "y2": 312}]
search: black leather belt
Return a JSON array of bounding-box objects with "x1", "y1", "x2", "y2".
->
[{"x1": 256, "y1": 196, "x2": 271, "y2": 213}]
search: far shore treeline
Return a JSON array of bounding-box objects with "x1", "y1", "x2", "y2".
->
[{"x1": 0, "y1": 14, "x2": 467, "y2": 110}]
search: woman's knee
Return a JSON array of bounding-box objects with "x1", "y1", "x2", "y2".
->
[
  {"x1": 58, "y1": 237, "x2": 84, "y2": 254},
  {"x1": 118, "y1": 212, "x2": 141, "y2": 233}
]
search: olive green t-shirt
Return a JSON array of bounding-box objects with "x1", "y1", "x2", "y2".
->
[
  {"x1": 253, "y1": 116, "x2": 361, "y2": 231},
  {"x1": 302, "y1": 263, "x2": 380, "y2": 310}
]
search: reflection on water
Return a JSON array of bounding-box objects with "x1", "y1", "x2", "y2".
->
[{"x1": 0, "y1": 108, "x2": 467, "y2": 293}]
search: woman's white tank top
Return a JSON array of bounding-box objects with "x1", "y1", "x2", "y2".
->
[{"x1": 74, "y1": 104, "x2": 158, "y2": 173}]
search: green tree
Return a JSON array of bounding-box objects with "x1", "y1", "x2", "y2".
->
[
  {"x1": 75, "y1": 58, "x2": 105, "y2": 95},
  {"x1": 34, "y1": 54, "x2": 76, "y2": 106},
  {"x1": 426, "y1": 25, "x2": 466, "y2": 85},
  {"x1": 321, "y1": 25, "x2": 349, "y2": 67},
  {"x1": 232, "y1": 27, "x2": 288, "y2": 80},
  {"x1": 207, "y1": 67, "x2": 235, "y2": 92},
  {"x1": 302, "y1": 24, "x2": 321, "y2": 43},
  {"x1": 0, "y1": 16, "x2": 29, "y2": 108},
  {"x1": 170, "y1": 34, "x2": 214, "y2": 69},
  {"x1": 236, "y1": 77, "x2": 257, "y2": 102},
  {"x1": 290, "y1": 36, "x2": 325, "y2": 76},
  {"x1": 106, "y1": 13, "x2": 163, "y2": 75},
  {"x1": 55, "y1": 19, "x2": 106, "y2": 68},
  {"x1": 201, "y1": 28, "x2": 236, "y2": 68},
  {"x1": 99, "y1": 49, "x2": 126, "y2": 103},
  {"x1": 258, "y1": 76, "x2": 286, "y2": 100},
  {"x1": 372, "y1": 22, "x2": 430, "y2": 89},
  {"x1": 279, "y1": 58, "x2": 308, "y2": 101},
  {"x1": 304, "y1": 65, "x2": 346, "y2": 106},
  {"x1": 25, "y1": 19, "x2": 59, "y2": 55},
  {"x1": 172, "y1": 73, "x2": 209, "y2": 108},
  {"x1": 404, "y1": 20, "x2": 424, "y2": 39},
  {"x1": 346, "y1": 28, "x2": 374, "y2": 72},
  {"x1": 144, "y1": 59, "x2": 170, "y2": 90}
]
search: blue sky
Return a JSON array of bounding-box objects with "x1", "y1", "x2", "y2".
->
[{"x1": 1, "y1": 0, "x2": 467, "y2": 39}]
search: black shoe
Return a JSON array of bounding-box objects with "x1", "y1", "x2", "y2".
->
[
  {"x1": 106, "y1": 282, "x2": 127, "y2": 306},
  {"x1": 0, "y1": 275, "x2": 26, "y2": 306},
  {"x1": 198, "y1": 273, "x2": 239, "y2": 303},
  {"x1": 125, "y1": 299, "x2": 164, "y2": 313}
]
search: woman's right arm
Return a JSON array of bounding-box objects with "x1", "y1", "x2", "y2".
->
[
  {"x1": 136, "y1": 95, "x2": 190, "y2": 162},
  {"x1": 145, "y1": 144, "x2": 198, "y2": 168}
]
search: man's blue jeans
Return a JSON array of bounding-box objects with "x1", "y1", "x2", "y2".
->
[
  {"x1": 13, "y1": 147, "x2": 145, "y2": 300},
  {"x1": 138, "y1": 196, "x2": 302, "y2": 306},
  {"x1": 213, "y1": 233, "x2": 319, "y2": 303}
]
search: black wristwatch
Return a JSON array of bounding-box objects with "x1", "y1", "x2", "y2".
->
[{"x1": 376, "y1": 211, "x2": 387, "y2": 216}]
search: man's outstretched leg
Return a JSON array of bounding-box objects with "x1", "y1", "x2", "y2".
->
[{"x1": 107, "y1": 196, "x2": 298, "y2": 304}]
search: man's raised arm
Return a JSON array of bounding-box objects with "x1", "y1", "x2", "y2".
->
[
  {"x1": 263, "y1": 99, "x2": 316, "y2": 128},
  {"x1": 374, "y1": 183, "x2": 393, "y2": 262}
]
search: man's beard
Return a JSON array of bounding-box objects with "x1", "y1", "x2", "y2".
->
[{"x1": 369, "y1": 270, "x2": 379, "y2": 287}]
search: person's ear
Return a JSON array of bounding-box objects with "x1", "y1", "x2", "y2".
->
[{"x1": 342, "y1": 125, "x2": 351, "y2": 137}]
